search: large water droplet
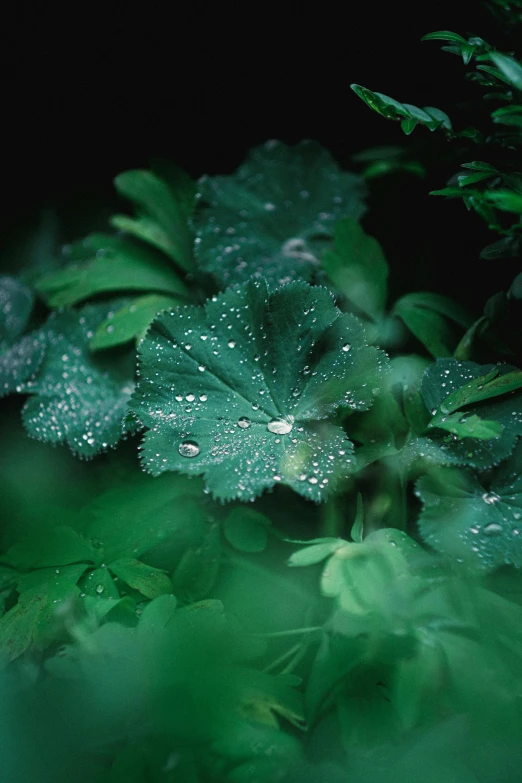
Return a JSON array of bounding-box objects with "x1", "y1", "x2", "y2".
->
[
  {"x1": 267, "y1": 417, "x2": 293, "y2": 435},
  {"x1": 483, "y1": 522, "x2": 503, "y2": 536},
  {"x1": 482, "y1": 492, "x2": 501, "y2": 505},
  {"x1": 237, "y1": 417, "x2": 251, "y2": 429},
  {"x1": 178, "y1": 440, "x2": 200, "y2": 458},
  {"x1": 342, "y1": 343, "x2": 351, "y2": 352},
  {"x1": 95, "y1": 584, "x2": 104, "y2": 594}
]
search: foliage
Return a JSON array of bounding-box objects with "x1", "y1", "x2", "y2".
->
[{"x1": 1, "y1": 8, "x2": 522, "y2": 780}]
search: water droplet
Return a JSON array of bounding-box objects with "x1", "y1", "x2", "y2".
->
[
  {"x1": 199, "y1": 394, "x2": 208, "y2": 402},
  {"x1": 267, "y1": 417, "x2": 293, "y2": 435},
  {"x1": 178, "y1": 440, "x2": 200, "y2": 458},
  {"x1": 186, "y1": 394, "x2": 195, "y2": 402},
  {"x1": 237, "y1": 416, "x2": 251, "y2": 429},
  {"x1": 228, "y1": 340, "x2": 236, "y2": 348},
  {"x1": 342, "y1": 343, "x2": 351, "y2": 352},
  {"x1": 198, "y1": 365, "x2": 206, "y2": 372},
  {"x1": 482, "y1": 492, "x2": 501, "y2": 505},
  {"x1": 95, "y1": 584, "x2": 104, "y2": 594},
  {"x1": 483, "y1": 522, "x2": 503, "y2": 536}
]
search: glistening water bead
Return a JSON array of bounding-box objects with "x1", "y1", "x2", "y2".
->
[
  {"x1": 237, "y1": 417, "x2": 251, "y2": 429},
  {"x1": 178, "y1": 440, "x2": 201, "y2": 458},
  {"x1": 267, "y1": 417, "x2": 293, "y2": 435}
]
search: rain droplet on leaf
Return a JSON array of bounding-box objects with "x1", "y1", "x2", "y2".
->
[
  {"x1": 237, "y1": 417, "x2": 251, "y2": 429},
  {"x1": 267, "y1": 417, "x2": 293, "y2": 435},
  {"x1": 178, "y1": 440, "x2": 200, "y2": 458}
]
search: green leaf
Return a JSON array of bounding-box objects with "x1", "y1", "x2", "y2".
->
[
  {"x1": 457, "y1": 171, "x2": 496, "y2": 187},
  {"x1": 16, "y1": 563, "x2": 88, "y2": 593},
  {"x1": 90, "y1": 294, "x2": 180, "y2": 350},
  {"x1": 421, "y1": 30, "x2": 468, "y2": 44},
  {"x1": 480, "y1": 236, "x2": 521, "y2": 260},
  {"x1": 80, "y1": 567, "x2": 120, "y2": 599},
  {"x1": 350, "y1": 493, "x2": 364, "y2": 542},
  {"x1": 484, "y1": 189, "x2": 522, "y2": 213},
  {"x1": 428, "y1": 411, "x2": 504, "y2": 440},
  {"x1": 490, "y1": 52, "x2": 522, "y2": 91},
  {"x1": 109, "y1": 559, "x2": 173, "y2": 599},
  {"x1": 431, "y1": 366, "x2": 522, "y2": 414},
  {"x1": 393, "y1": 292, "x2": 473, "y2": 357},
  {"x1": 491, "y1": 105, "x2": 522, "y2": 128},
  {"x1": 322, "y1": 218, "x2": 389, "y2": 321},
  {"x1": 171, "y1": 524, "x2": 221, "y2": 603},
  {"x1": 460, "y1": 161, "x2": 498, "y2": 172},
  {"x1": 351, "y1": 85, "x2": 452, "y2": 133},
  {"x1": 112, "y1": 166, "x2": 196, "y2": 271},
  {"x1": 416, "y1": 443, "x2": 522, "y2": 570},
  {"x1": 18, "y1": 305, "x2": 135, "y2": 457},
  {"x1": 192, "y1": 140, "x2": 366, "y2": 288},
  {"x1": 0, "y1": 276, "x2": 34, "y2": 342},
  {"x1": 420, "y1": 359, "x2": 522, "y2": 469},
  {"x1": 0, "y1": 578, "x2": 79, "y2": 662},
  {"x1": 287, "y1": 539, "x2": 345, "y2": 566},
  {"x1": 223, "y1": 508, "x2": 271, "y2": 553},
  {"x1": 83, "y1": 472, "x2": 206, "y2": 563},
  {"x1": 35, "y1": 234, "x2": 189, "y2": 308},
  {"x1": 132, "y1": 280, "x2": 388, "y2": 501},
  {"x1": 4, "y1": 526, "x2": 96, "y2": 569},
  {"x1": 401, "y1": 117, "x2": 418, "y2": 135}
]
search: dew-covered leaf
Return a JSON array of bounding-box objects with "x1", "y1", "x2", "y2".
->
[
  {"x1": 0, "y1": 333, "x2": 45, "y2": 399},
  {"x1": 322, "y1": 218, "x2": 388, "y2": 321},
  {"x1": 90, "y1": 293, "x2": 180, "y2": 350},
  {"x1": 132, "y1": 280, "x2": 388, "y2": 501},
  {"x1": 80, "y1": 567, "x2": 120, "y2": 599},
  {"x1": 192, "y1": 140, "x2": 366, "y2": 288},
  {"x1": 35, "y1": 234, "x2": 189, "y2": 308},
  {"x1": 0, "y1": 276, "x2": 45, "y2": 398},
  {"x1": 16, "y1": 563, "x2": 89, "y2": 593},
  {"x1": 223, "y1": 508, "x2": 271, "y2": 553},
  {"x1": 416, "y1": 443, "x2": 522, "y2": 570},
  {"x1": 428, "y1": 411, "x2": 504, "y2": 440},
  {"x1": 431, "y1": 367, "x2": 522, "y2": 415},
  {"x1": 393, "y1": 292, "x2": 473, "y2": 358},
  {"x1": 0, "y1": 276, "x2": 34, "y2": 342},
  {"x1": 418, "y1": 359, "x2": 522, "y2": 468},
  {"x1": 18, "y1": 304, "x2": 135, "y2": 458},
  {"x1": 111, "y1": 165, "x2": 196, "y2": 270},
  {"x1": 109, "y1": 559, "x2": 173, "y2": 599}
]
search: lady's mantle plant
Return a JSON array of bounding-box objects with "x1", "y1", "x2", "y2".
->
[{"x1": 1, "y1": 9, "x2": 522, "y2": 778}]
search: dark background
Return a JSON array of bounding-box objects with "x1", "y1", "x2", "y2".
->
[{"x1": 2, "y1": 1, "x2": 516, "y2": 308}]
